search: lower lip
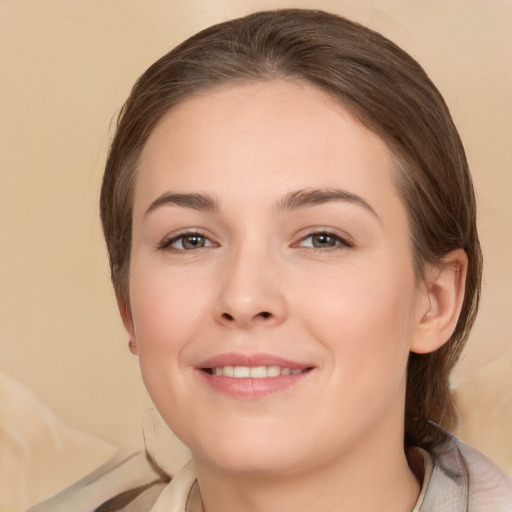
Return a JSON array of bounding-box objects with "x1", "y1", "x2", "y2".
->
[{"x1": 197, "y1": 370, "x2": 312, "y2": 398}]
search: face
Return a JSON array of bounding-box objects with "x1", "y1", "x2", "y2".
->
[{"x1": 126, "y1": 80, "x2": 428, "y2": 477}]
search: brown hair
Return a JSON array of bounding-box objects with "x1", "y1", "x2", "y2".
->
[{"x1": 100, "y1": 9, "x2": 482, "y2": 449}]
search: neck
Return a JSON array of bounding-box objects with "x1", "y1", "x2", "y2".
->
[{"x1": 193, "y1": 429, "x2": 421, "y2": 512}]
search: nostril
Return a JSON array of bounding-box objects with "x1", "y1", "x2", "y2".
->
[{"x1": 220, "y1": 311, "x2": 273, "y2": 323}]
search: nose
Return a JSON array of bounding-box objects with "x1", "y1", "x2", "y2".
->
[{"x1": 214, "y1": 246, "x2": 287, "y2": 329}]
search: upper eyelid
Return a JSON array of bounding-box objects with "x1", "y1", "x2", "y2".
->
[
  {"x1": 294, "y1": 228, "x2": 355, "y2": 245},
  {"x1": 302, "y1": 232, "x2": 347, "y2": 241},
  {"x1": 169, "y1": 231, "x2": 209, "y2": 241},
  {"x1": 156, "y1": 227, "x2": 355, "y2": 248},
  {"x1": 297, "y1": 234, "x2": 353, "y2": 249},
  {"x1": 157, "y1": 230, "x2": 215, "y2": 249}
]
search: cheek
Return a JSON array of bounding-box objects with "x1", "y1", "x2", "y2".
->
[
  {"x1": 291, "y1": 265, "x2": 419, "y2": 445},
  {"x1": 128, "y1": 262, "x2": 212, "y2": 366},
  {"x1": 127, "y1": 267, "x2": 212, "y2": 419},
  {"x1": 296, "y1": 260, "x2": 418, "y2": 375}
]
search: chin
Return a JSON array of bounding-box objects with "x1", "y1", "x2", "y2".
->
[
  {"x1": 182, "y1": 422, "x2": 318, "y2": 477},
  {"x1": 198, "y1": 444, "x2": 302, "y2": 476}
]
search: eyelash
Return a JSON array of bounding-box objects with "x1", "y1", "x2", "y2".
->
[
  {"x1": 158, "y1": 231, "x2": 215, "y2": 252},
  {"x1": 294, "y1": 230, "x2": 354, "y2": 251},
  {"x1": 157, "y1": 230, "x2": 354, "y2": 253}
]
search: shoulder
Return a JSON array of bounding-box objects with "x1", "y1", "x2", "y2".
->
[
  {"x1": 422, "y1": 429, "x2": 512, "y2": 511},
  {"x1": 26, "y1": 447, "x2": 167, "y2": 512},
  {"x1": 0, "y1": 372, "x2": 117, "y2": 511}
]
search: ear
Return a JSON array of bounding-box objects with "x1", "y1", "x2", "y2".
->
[
  {"x1": 410, "y1": 249, "x2": 468, "y2": 354},
  {"x1": 116, "y1": 290, "x2": 138, "y2": 355}
]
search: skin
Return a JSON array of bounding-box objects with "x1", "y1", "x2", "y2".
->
[{"x1": 121, "y1": 80, "x2": 467, "y2": 512}]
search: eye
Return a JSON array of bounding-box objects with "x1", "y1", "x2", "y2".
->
[
  {"x1": 161, "y1": 232, "x2": 216, "y2": 251},
  {"x1": 296, "y1": 231, "x2": 353, "y2": 249}
]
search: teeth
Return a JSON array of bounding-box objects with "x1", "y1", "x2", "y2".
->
[
  {"x1": 223, "y1": 365, "x2": 234, "y2": 377},
  {"x1": 250, "y1": 366, "x2": 267, "y2": 378},
  {"x1": 233, "y1": 366, "x2": 250, "y2": 378},
  {"x1": 267, "y1": 365, "x2": 281, "y2": 377},
  {"x1": 211, "y1": 366, "x2": 306, "y2": 378}
]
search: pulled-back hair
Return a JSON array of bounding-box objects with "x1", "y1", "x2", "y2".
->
[{"x1": 100, "y1": 9, "x2": 482, "y2": 449}]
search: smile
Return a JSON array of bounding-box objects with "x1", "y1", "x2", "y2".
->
[
  {"x1": 196, "y1": 353, "x2": 315, "y2": 398},
  {"x1": 205, "y1": 366, "x2": 308, "y2": 378}
]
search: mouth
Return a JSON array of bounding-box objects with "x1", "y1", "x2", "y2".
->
[
  {"x1": 196, "y1": 353, "x2": 315, "y2": 398},
  {"x1": 202, "y1": 365, "x2": 313, "y2": 378}
]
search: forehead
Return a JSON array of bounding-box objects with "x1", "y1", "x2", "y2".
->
[{"x1": 135, "y1": 80, "x2": 404, "y2": 221}]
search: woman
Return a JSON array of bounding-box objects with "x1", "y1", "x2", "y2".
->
[{"x1": 29, "y1": 9, "x2": 512, "y2": 512}]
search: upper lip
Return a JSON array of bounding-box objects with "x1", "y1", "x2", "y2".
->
[{"x1": 196, "y1": 352, "x2": 313, "y2": 370}]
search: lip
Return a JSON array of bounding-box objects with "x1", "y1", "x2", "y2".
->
[
  {"x1": 195, "y1": 352, "x2": 315, "y2": 398},
  {"x1": 197, "y1": 352, "x2": 310, "y2": 370}
]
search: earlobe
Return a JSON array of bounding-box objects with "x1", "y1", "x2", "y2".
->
[
  {"x1": 116, "y1": 290, "x2": 138, "y2": 356},
  {"x1": 410, "y1": 249, "x2": 468, "y2": 354}
]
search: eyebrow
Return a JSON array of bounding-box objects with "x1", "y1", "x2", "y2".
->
[
  {"x1": 144, "y1": 187, "x2": 379, "y2": 220},
  {"x1": 145, "y1": 192, "x2": 219, "y2": 217},
  {"x1": 277, "y1": 188, "x2": 380, "y2": 220}
]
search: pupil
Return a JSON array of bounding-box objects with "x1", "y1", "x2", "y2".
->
[
  {"x1": 313, "y1": 234, "x2": 334, "y2": 247},
  {"x1": 184, "y1": 235, "x2": 204, "y2": 249}
]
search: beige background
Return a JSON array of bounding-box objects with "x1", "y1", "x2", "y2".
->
[{"x1": 1, "y1": 0, "x2": 511, "y2": 451}]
